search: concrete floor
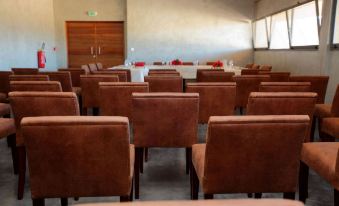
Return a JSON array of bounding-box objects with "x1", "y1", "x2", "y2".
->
[{"x1": 0, "y1": 124, "x2": 333, "y2": 206}]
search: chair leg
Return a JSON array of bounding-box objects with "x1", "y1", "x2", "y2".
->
[
  {"x1": 283, "y1": 192, "x2": 295, "y2": 200},
  {"x1": 134, "y1": 147, "x2": 141, "y2": 199},
  {"x1": 254, "y1": 193, "x2": 262, "y2": 199},
  {"x1": 144, "y1": 148, "x2": 148, "y2": 162},
  {"x1": 120, "y1": 196, "x2": 130, "y2": 202},
  {"x1": 33, "y1": 198, "x2": 45, "y2": 206},
  {"x1": 204, "y1": 194, "x2": 214, "y2": 199},
  {"x1": 61, "y1": 198, "x2": 68, "y2": 206},
  {"x1": 191, "y1": 163, "x2": 199, "y2": 200},
  {"x1": 299, "y1": 161, "x2": 309, "y2": 203},
  {"x1": 8, "y1": 134, "x2": 18, "y2": 174},
  {"x1": 186, "y1": 148, "x2": 192, "y2": 175},
  {"x1": 17, "y1": 147, "x2": 26, "y2": 200},
  {"x1": 140, "y1": 148, "x2": 144, "y2": 174},
  {"x1": 334, "y1": 189, "x2": 339, "y2": 206}
]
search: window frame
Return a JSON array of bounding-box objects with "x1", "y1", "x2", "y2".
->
[
  {"x1": 330, "y1": 0, "x2": 339, "y2": 49},
  {"x1": 253, "y1": 0, "x2": 322, "y2": 51},
  {"x1": 253, "y1": 17, "x2": 270, "y2": 50}
]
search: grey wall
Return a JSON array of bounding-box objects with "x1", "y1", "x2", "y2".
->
[
  {"x1": 53, "y1": 0, "x2": 126, "y2": 68},
  {"x1": 254, "y1": 0, "x2": 338, "y2": 102},
  {"x1": 0, "y1": 0, "x2": 57, "y2": 70},
  {"x1": 126, "y1": 0, "x2": 254, "y2": 65}
]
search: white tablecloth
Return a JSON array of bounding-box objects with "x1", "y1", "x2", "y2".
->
[{"x1": 110, "y1": 65, "x2": 243, "y2": 82}]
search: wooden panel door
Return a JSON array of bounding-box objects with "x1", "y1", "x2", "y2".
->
[
  {"x1": 96, "y1": 22, "x2": 125, "y2": 68},
  {"x1": 67, "y1": 22, "x2": 96, "y2": 68}
]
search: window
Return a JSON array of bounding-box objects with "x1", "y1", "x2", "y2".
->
[
  {"x1": 270, "y1": 12, "x2": 290, "y2": 49},
  {"x1": 289, "y1": 1, "x2": 320, "y2": 47},
  {"x1": 318, "y1": 0, "x2": 324, "y2": 25},
  {"x1": 332, "y1": 0, "x2": 339, "y2": 45},
  {"x1": 253, "y1": 19, "x2": 268, "y2": 49}
]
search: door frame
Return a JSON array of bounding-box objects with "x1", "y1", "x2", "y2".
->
[{"x1": 65, "y1": 21, "x2": 126, "y2": 68}]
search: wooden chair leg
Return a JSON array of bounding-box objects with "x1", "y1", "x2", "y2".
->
[
  {"x1": 134, "y1": 148, "x2": 141, "y2": 199},
  {"x1": 186, "y1": 148, "x2": 192, "y2": 175},
  {"x1": 299, "y1": 161, "x2": 309, "y2": 203},
  {"x1": 17, "y1": 147, "x2": 26, "y2": 200},
  {"x1": 334, "y1": 189, "x2": 339, "y2": 206},
  {"x1": 120, "y1": 196, "x2": 130, "y2": 202},
  {"x1": 140, "y1": 148, "x2": 144, "y2": 174},
  {"x1": 204, "y1": 194, "x2": 214, "y2": 199},
  {"x1": 8, "y1": 134, "x2": 18, "y2": 174},
  {"x1": 191, "y1": 163, "x2": 199, "y2": 200},
  {"x1": 283, "y1": 192, "x2": 295, "y2": 200},
  {"x1": 254, "y1": 193, "x2": 262, "y2": 199},
  {"x1": 61, "y1": 198, "x2": 68, "y2": 206},
  {"x1": 144, "y1": 148, "x2": 149, "y2": 162},
  {"x1": 32, "y1": 198, "x2": 45, "y2": 206}
]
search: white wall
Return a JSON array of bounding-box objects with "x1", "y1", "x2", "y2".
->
[
  {"x1": 126, "y1": 0, "x2": 254, "y2": 65},
  {"x1": 0, "y1": 0, "x2": 57, "y2": 70},
  {"x1": 254, "y1": 0, "x2": 338, "y2": 102},
  {"x1": 53, "y1": 0, "x2": 126, "y2": 68}
]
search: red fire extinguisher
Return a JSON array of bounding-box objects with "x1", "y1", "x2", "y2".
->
[{"x1": 37, "y1": 43, "x2": 46, "y2": 69}]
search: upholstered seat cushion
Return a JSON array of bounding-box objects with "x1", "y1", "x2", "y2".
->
[
  {"x1": 0, "y1": 103, "x2": 11, "y2": 117},
  {"x1": 314, "y1": 104, "x2": 332, "y2": 118},
  {"x1": 301, "y1": 143, "x2": 339, "y2": 189},
  {"x1": 0, "y1": 93, "x2": 7, "y2": 103},
  {"x1": 0, "y1": 118, "x2": 15, "y2": 138},
  {"x1": 72, "y1": 87, "x2": 82, "y2": 96},
  {"x1": 192, "y1": 144, "x2": 206, "y2": 184},
  {"x1": 322, "y1": 118, "x2": 339, "y2": 139}
]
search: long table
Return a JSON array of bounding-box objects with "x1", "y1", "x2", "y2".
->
[{"x1": 110, "y1": 65, "x2": 244, "y2": 82}]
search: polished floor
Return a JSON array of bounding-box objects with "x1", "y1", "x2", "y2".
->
[{"x1": 0, "y1": 124, "x2": 333, "y2": 206}]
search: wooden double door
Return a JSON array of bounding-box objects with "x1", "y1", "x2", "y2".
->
[{"x1": 66, "y1": 21, "x2": 125, "y2": 68}]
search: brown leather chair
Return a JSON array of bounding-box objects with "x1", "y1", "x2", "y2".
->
[
  {"x1": 132, "y1": 93, "x2": 199, "y2": 199},
  {"x1": 99, "y1": 82, "x2": 149, "y2": 118},
  {"x1": 149, "y1": 69, "x2": 177, "y2": 73},
  {"x1": 299, "y1": 140, "x2": 339, "y2": 205},
  {"x1": 0, "y1": 117, "x2": 16, "y2": 174},
  {"x1": 92, "y1": 71, "x2": 128, "y2": 82},
  {"x1": 186, "y1": 83, "x2": 236, "y2": 123},
  {"x1": 266, "y1": 72, "x2": 291, "y2": 82},
  {"x1": 58, "y1": 68, "x2": 88, "y2": 87},
  {"x1": 260, "y1": 65, "x2": 272, "y2": 70},
  {"x1": 247, "y1": 92, "x2": 318, "y2": 142},
  {"x1": 313, "y1": 85, "x2": 339, "y2": 141},
  {"x1": 259, "y1": 82, "x2": 312, "y2": 92},
  {"x1": 241, "y1": 69, "x2": 271, "y2": 75},
  {"x1": 233, "y1": 75, "x2": 270, "y2": 113},
  {"x1": 88, "y1": 63, "x2": 99, "y2": 73},
  {"x1": 9, "y1": 75, "x2": 49, "y2": 82},
  {"x1": 73, "y1": 199, "x2": 304, "y2": 206},
  {"x1": 10, "y1": 81, "x2": 62, "y2": 92},
  {"x1": 183, "y1": 62, "x2": 194, "y2": 65},
  {"x1": 144, "y1": 76, "x2": 183, "y2": 92},
  {"x1": 196, "y1": 69, "x2": 223, "y2": 82},
  {"x1": 80, "y1": 75, "x2": 119, "y2": 115},
  {"x1": 245, "y1": 63, "x2": 254, "y2": 69},
  {"x1": 252, "y1": 64, "x2": 261, "y2": 69},
  {"x1": 110, "y1": 69, "x2": 132, "y2": 82},
  {"x1": 192, "y1": 115, "x2": 310, "y2": 200},
  {"x1": 322, "y1": 118, "x2": 339, "y2": 139},
  {"x1": 22, "y1": 116, "x2": 134, "y2": 205},
  {"x1": 9, "y1": 92, "x2": 80, "y2": 200},
  {"x1": 40, "y1": 71, "x2": 73, "y2": 92},
  {"x1": 153, "y1": 62, "x2": 165, "y2": 65},
  {"x1": 0, "y1": 71, "x2": 13, "y2": 102},
  {"x1": 289, "y1": 76, "x2": 329, "y2": 104},
  {"x1": 198, "y1": 71, "x2": 234, "y2": 82},
  {"x1": 0, "y1": 103, "x2": 11, "y2": 117},
  {"x1": 148, "y1": 72, "x2": 181, "y2": 76},
  {"x1": 12, "y1": 68, "x2": 39, "y2": 75}
]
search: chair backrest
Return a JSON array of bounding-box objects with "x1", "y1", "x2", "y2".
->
[
  {"x1": 289, "y1": 76, "x2": 329, "y2": 104},
  {"x1": 9, "y1": 92, "x2": 80, "y2": 146},
  {"x1": 58, "y1": 68, "x2": 88, "y2": 87},
  {"x1": 132, "y1": 93, "x2": 199, "y2": 147},
  {"x1": 252, "y1": 64, "x2": 260, "y2": 69},
  {"x1": 260, "y1": 65, "x2": 272, "y2": 70},
  {"x1": 233, "y1": 75, "x2": 271, "y2": 108},
  {"x1": 198, "y1": 71, "x2": 234, "y2": 82},
  {"x1": 196, "y1": 69, "x2": 224, "y2": 82},
  {"x1": 149, "y1": 69, "x2": 177, "y2": 72},
  {"x1": 245, "y1": 63, "x2": 254, "y2": 69},
  {"x1": 111, "y1": 69, "x2": 132, "y2": 82},
  {"x1": 186, "y1": 83, "x2": 236, "y2": 123},
  {"x1": 0, "y1": 71, "x2": 13, "y2": 94},
  {"x1": 202, "y1": 115, "x2": 309, "y2": 194},
  {"x1": 88, "y1": 63, "x2": 99, "y2": 73},
  {"x1": 266, "y1": 72, "x2": 291, "y2": 82},
  {"x1": 92, "y1": 71, "x2": 128, "y2": 82},
  {"x1": 10, "y1": 81, "x2": 62, "y2": 92},
  {"x1": 12, "y1": 68, "x2": 39, "y2": 75},
  {"x1": 144, "y1": 76, "x2": 183, "y2": 92},
  {"x1": 148, "y1": 72, "x2": 181, "y2": 77},
  {"x1": 246, "y1": 92, "x2": 317, "y2": 142},
  {"x1": 331, "y1": 85, "x2": 339, "y2": 116},
  {"x1": 80, "y1": 75, "x2": 119, "y2": 108},
  {"x1": 259, "y1": 82, "x2": 312, "y2": 92},
  {"x1": 22, "y1": 116, "x2": 132, "y2": 198},
  {"x1": 99, "y1": 82, "x2": 149, "y2": 118},
  {"x1": 96, "y1": 62, "x2": 104, "y2": 70},
  {"x1": 153, "y1": 62, "x2": 165, "y2": 65},
  {"x1": 183, "y1": 62, "x2": 194, "y2": 66},
  {"x1": 9, "y1": 75, "x2": 49, "y2": 82},
  {"x1": 40, "y1": 71, "x2": 73, "y2": 92}
]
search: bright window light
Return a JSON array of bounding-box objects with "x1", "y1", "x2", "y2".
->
[
  {"x1": 270, "y1": 12, "x2": 290, "y2": 49},
  {"x1": 333, "y1": 0, "x2": 339, "y2": 44},
  {"x1": 254, "y1": 19, "x2": 268, "y2": 48}
]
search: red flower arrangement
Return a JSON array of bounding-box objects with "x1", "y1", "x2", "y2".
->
[
  {"x1": 135, "y1": 62, "x2": 145, "y2": 67},
  {"x1": 212, "y1": 60, "x2": 224, "y2": 68},
  {"x1": 171, "y1": 59, "x2": 183, "y2": 65}
]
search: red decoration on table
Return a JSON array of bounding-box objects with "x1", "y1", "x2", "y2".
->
[
  {"x1": 135, "y1": 62, "x2": 145, "y2": 67},
  {"x1": 171, "y1": 59, "x2": 183, "y2": 65},
  {"x1": 212, "y1": 61, "x2": 224, "y2": 68}
]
